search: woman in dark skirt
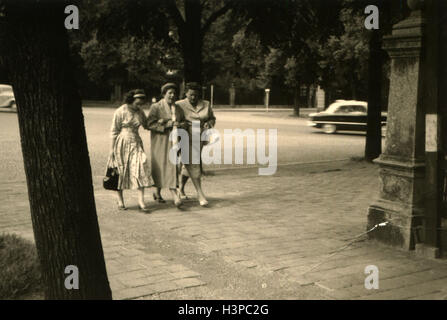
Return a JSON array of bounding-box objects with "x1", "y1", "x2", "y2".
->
[{"x1": 176, "y1": 82, "x2": 216, "y2": 207}]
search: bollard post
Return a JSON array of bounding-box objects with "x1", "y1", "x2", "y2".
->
[{"x1": 265, "y1": 88, "x2": 270, "y2": 112}]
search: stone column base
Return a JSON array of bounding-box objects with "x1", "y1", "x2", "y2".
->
[
  {"x1": 367, "y1": 199, "x2": 424, "y2": 250},
  {"x1": 415, "y1": 244, "x2": 441, "y2": 259}
]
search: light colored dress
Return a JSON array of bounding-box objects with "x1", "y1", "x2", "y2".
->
[
  {"x1": 110, "y1": 104, "x2": 152, "y2": 190},
  {"x1": 175, "y1": 98, "x2": 216, "y2": 178},
  {"x1": 147, "y1": 99, "x2": 187, "y2": 189}
]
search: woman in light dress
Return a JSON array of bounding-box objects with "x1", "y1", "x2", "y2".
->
[
  {"x1": 147, "y1": 83, "x2": 188, "y2": 208},
  {"x1": 108, "y1": 89, "x2": 152, "y2": 212}
]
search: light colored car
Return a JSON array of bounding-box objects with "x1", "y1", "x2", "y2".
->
[
  {"x1": 0, "y1": 84, "x2": 16, "y2": 108},
  {"x1": 307, "y1": 100, "x2": 387, "y2": 136}
]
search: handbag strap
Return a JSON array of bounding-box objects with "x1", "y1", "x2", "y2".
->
[{"x1": 105, "y1": 153, "x2": 117, "y2": 175}]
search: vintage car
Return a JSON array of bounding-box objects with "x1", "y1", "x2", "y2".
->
[
  {"x1": 307, "y1": 100, "x2": 387, "y2": 135},
  {"x1": 0, "y1": 84, "x2": 16, "y2": 108}
]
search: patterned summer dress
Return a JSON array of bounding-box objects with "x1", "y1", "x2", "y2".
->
[{"x1": 109, "y1": 104, "x2": 153, "y2": 190}]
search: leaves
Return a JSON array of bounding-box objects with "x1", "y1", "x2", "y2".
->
[{"x1": 69, "y1": 0, "x2": 408, "y2": 102}]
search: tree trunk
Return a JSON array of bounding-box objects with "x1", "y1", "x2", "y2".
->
[
  {"x1": 293, "y1": 87, "x2": 300, "y2": 116},
  {"x1": 180, "y1": 0, "x2": 203, "y2": 83},
  {"x1": 365, "y1": 27, "x2": 383, "y2": 162},
  {"x1": 441, "y1": 0, "x2": 447, "y2": 215},
  {"x1": 0, "y1": 2, "x2": 112, "y2": 299},
  {"x1": 0, "y1": 65, "x2": 9, "y2": 83},
  {"x1": 307, "y1": 84, "x2": 314, "y2": 108},
  {"x1": 350, "y1": 72, "x2": 358, "y2": 100},
  {"x1": 113, "y1": 83, "x2": 122, "y2": 103},
  {"x1": 325, "y1": 89, "x2": 332, "y2": 110},
  {"x1": 441, "y1": 0, "x2": 447, "y2": 158}
]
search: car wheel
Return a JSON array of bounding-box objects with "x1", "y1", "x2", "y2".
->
[{"x1": 322, "y1": 124, "x2": 337, "y2": 134}]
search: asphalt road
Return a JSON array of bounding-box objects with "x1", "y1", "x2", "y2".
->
[{"x1": 0, "y1": 108, "x2": 382, "y2": 182}]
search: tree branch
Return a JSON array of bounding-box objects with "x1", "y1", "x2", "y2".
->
[
  {"x1": 164, "y1": 0, "x2": 185, "y2": 30},
  {"x1": 200, "y1": 0, "x2": 209, "y2": 9},
  {"x1": 201, "y1": 0, "x2": 234, "y2": 35}
]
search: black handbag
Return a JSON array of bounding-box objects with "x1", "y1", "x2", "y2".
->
[{"x1": 103, "y1": 167, "x2": 119, "y2": 191}]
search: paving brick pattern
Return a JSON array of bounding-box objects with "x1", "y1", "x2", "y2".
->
[
  {"x1": 1, "y1": 160, "x2": 447, "y2": 299},
  {"x1": 0, "y1": 184, "x2": 206, "y2": 300}
]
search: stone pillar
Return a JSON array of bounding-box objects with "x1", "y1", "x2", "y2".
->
[
  {"x1": 316, "y1": 86, "x2": 325, "y2": 112},
  {"x1": 367, "y1": 0, "x2": 427, "y2": 250},
  {"x1": 229, "y1": 83, "x2": 236, "y2": 106},
  {"x1": 111, "y1": 83, "x2": 122, "y2": 102}
]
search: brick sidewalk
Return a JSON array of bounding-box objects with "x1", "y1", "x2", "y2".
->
[{"x1": 1, "y1": 160, "x2": 447, "y2": 300}]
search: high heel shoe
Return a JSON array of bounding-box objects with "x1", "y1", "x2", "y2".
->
[
  {"x1": 178, "y1": 190, "x2": 188, "y2": 200},
  {"x1": 138, "y1": 205, "x2": 150, "y2": 213},
  {"x1": 174, "y1": 198, "x2": 183, "y2": 209},
  {"x1": 117, "y1": 203, "x2": 127, "y2": 210},
  {"x1": 153, "y1": 193, "x2": 166, "y2": 203},
  {"x1": 199, "y1": 199, "x2": 209, "y2": 207}
]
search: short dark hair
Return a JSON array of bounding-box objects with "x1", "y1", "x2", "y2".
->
[
  {"x1": 185, "y1": 82, "x2": 201, "y2": 92},
  {"x1": 124, "y1": 89, "x2": 146, "y2": 104}
]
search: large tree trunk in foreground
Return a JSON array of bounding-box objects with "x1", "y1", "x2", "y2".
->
[
  {"x1": 365, "y1": 27, "x2": 383, "y2": 162},
  {"x1": 0, "y1": 1, "x2": 111, "y2": 299},
  {"x1": 441, "y1": 0, "x2": 447, "y2": 163}
]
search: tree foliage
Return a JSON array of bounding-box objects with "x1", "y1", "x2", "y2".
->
[
  {"x1": 70, "y1": 0, "x2": 181, "y2": 97},
  {"x1": 230, "y1": 0, "x2": 344, "y2": 104},
  {"x1": 65, "y1": 0, "x2": 410, "y2": 105},
  {"x1": 318, "y1": 7, "x2": 370, "y2": 100},
  {"x1": 72, "y1": 0, "x2": 348, "y2": 100}
]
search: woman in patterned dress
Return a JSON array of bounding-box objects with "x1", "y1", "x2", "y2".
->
[{"x1": 108, "y1": 89, "x2": 152, "y2": 212}]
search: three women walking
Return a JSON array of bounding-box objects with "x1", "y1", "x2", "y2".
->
[{"x1": 106, "y1": 82, "x2": 216, "y2": 211}]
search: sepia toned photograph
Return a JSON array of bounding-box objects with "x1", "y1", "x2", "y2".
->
[{"x1": 0, "y1": 0, "x2": 446, "y2": 304}]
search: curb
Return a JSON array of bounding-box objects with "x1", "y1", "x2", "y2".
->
[
  {"x1": 0, "y1": 108, "x2": 17, "y2": 114},
  {"x1": 204, "y1": 158, "x2": 352, "y2": 173}
]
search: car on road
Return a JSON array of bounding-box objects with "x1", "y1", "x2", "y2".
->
[
  {"x1": 307, "y1": 100, "x2": 387, "y2": 136},
  {"x1": 0, "y1": 84, "x2": 16, "y2": 109}
]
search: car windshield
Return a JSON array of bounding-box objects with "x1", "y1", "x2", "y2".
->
[{"x1": 325, "y1": 104, "x2": 340, "y2": 113}]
